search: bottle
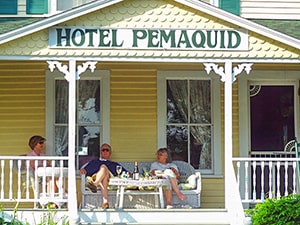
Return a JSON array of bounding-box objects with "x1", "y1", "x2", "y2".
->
[{"x1": 133, "y1": 161, "x2": 139, "y2": 180}]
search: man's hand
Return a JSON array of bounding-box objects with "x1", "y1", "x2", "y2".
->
[{"x1": 80, "y1": 169, "x2": 87, "y2": 175}]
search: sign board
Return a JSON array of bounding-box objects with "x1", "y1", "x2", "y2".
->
[{"x1": 49, "y1": 27, "x2": 248, "y2": 50}]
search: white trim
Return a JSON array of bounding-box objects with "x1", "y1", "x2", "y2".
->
[
  {"x1": 45, "y1": 69, "x2": 110, "y2": 164},
  {"x1": 238, "y1": 71, "x2": 300, "y2": 158},
  {"x1": 1, "y1": 56, "x2": 300, "y2": 64},
  {"x1": 157, "y1": 70, "x2": 222, "y2": 175}
]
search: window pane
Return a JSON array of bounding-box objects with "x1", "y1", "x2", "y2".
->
[
  {"x1": 55, "y1": 80, "x2": 68, "y2": 123},
  {"x1": 190, "y1": 126, "x2": 211, "y2": 169},
  {"x1": 26, "y1": 0, "x2": 48, "y2": 14},
  {"x1": 78, "y1": 80, "x2": 100, "y2": 124},
  {"x1": 167, "y1": 125, "x2": 188, "y2": 161},
  {"x1": 78, "y1": 126, "x2": 100, "y2": 168},
  {"x1": 167, "y1": 80, "x2": 187, "y2": 123},
  {"x1": 190, "y1": 80, "x2": 211, "y2": 124},
  {"x1": 0, "y1": 0, "x2": 17, "y2": 14},
  {"x1": 55, "y1": 126, "x2": 68, "y2": 156},
  {"x1": 250, "y1": 85, "x2": 295, "y2": 151}
]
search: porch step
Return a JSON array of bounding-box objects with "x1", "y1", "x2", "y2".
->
[{"x1": 78, "y1": 208, "x2": 231, "y2": 225}]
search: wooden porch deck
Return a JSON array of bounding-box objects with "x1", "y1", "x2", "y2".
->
[{"x1": 4, "y1": 208, "x2": 231, "y2": 225}]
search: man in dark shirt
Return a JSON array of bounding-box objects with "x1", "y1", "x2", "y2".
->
[{"x1": 80, "y1": 143, "x2": 127, "y2": 209}]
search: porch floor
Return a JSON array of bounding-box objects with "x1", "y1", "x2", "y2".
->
[{"x1": 7, "y1": 208, "x2": 231, "y2": 225}]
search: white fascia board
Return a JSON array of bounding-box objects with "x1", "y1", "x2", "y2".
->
[
  {"x1": 175, "y1": 0, "x2": 300, "y2": 50},
  {"x1": 1, "y1": 55, "x2": 300, "y2": 64},
  {"x1": 0, "y1": 0, "x2": 123, "y2": 45}
]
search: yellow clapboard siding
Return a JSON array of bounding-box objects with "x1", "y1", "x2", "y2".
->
[
  {"x1": 201, "y1": 178, "x2": 225, "y2": 208},
  {"x1": 110, "y1": 69, "x2": 157, "y2": 161},
  {"x1": 0, "y1": 61, "x2": 46, "y2": 156}
]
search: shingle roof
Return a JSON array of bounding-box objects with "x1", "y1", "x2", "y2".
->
[
  {"x1": 251, "y1": 19, "x2": 300, "y2": 40},
  {"x1": 0, "y1": 18, "x2": 43, "y2": 35}
]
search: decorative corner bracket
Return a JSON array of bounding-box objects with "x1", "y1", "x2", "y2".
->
[
  {"x1": 204, "y1": 62, "x2": 253, "y2": 83},
  {"x1": 47, "y1": 60, "x2": 97, "y2": 82}
]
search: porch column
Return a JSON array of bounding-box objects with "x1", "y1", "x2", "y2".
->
[
  {"x1": 48, "y1": 60, "x2": 97, "y2": 225},
  {"x1": 204, "y1": 61, "x2": 252, "y2": 209}
]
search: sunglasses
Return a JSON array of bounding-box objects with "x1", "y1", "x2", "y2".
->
[
  {"x1": 39, "y1": 141, "x2": 45, "y2": 144},
  {"x1": 101, "y1": 148, "x2": 110, "y2": 152}
]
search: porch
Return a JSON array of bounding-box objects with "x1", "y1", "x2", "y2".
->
[{"x1": 1, "y1": 155, "x2": 299, "y2": 225}]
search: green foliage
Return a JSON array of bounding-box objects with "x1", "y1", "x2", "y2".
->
[
  {"x1": 248, "y1": 194, "x2": 300, "y2": 225},
  {"x1": 37, "y1": 209, "x2": 69, "y2": 225},
  {"x1": 0, "y1": 202, "x2": 69, "y2": 225}
]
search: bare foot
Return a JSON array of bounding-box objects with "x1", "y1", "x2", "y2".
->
[{"x1": 178, "y1": 193, "x2": 187, "y2": 201}]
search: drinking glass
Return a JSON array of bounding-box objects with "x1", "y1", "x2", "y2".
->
[{"x1": 116, "y1": 165, "x2": 122, "y2": 178}]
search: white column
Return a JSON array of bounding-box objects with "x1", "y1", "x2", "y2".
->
[
  {"x1": 204, "y1": 61, "x2": 252, "y2": 209},
  {"x1": 47, "y1": 60, "x2": 97, "y2": 225},
  {"x1": 68, "y1": 60, "x2": 78, "y2": 225}
]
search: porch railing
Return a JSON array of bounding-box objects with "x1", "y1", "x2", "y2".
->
[
  {"x1": 0, "y1": 156, "x2": 69, "y2": 209},
  {"x1": 233, "y1": 156, "x2": 300, "y2": 205}
]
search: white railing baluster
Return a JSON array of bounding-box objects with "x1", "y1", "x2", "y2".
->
[
  {"x1": 261, "y1": 161, "x2": 265, "y2": 201},
  {"x1": 268, "y1": 161, "x2": 272, "y2": 199},
  {"x1": 25, "y1": 160, "x2": 30, "y2": 199},
  {"x1": 293, "y1": 162, "x2": 296, "y2": 194},
  {"x1": 33, "y1": 159, "x2": 38, "y2": 208},
  {"x1": 276, "y1": 161, "x2": 280, "y2": 198},
  {"x1": 0, "y1": 160, "x2": 4, "y2": 199},
  {"x1": 284, "y1": 161, "x2": 288, "y2": 196},
  {"x1": 245, "y1": 161, "x2": 249, "y2": 201},
  {"x1": 253, "y1": 161, "x2": 256, "y2": 200},
  {"x1": 17, "y1": 160, "x2": 22, "y2": 200},
  {"x1": 9, "y1": 160, "x2": 13, "y2": 199},
  {"x1": 59, "y1": 159, "x2": 64, "y2": 198}
]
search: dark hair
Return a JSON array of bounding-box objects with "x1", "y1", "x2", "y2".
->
[
  {"x1": 157, "y1": 147, "x2": 172, "y2": 163},
  {"x1": 28, "y1": 135, "x2": 46, "y2": 149}
]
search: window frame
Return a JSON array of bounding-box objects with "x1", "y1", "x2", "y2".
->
[
  {"x1": 157, "y1": 71, "x2": 222, "y2": 176},
  {"x1": 46, "y1": 69, "x2": 110, "y2": 171}
]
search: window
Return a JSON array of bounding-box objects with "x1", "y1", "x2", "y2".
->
[
  {"x1": 0, "y1": 0, "x2": 17, "y2": 14},
  {"x1": 158, "y1": 71, "x2": 221, "y2": 175},
  {"x1": 238, "y1": 71, "x2": 300, "y2": 158},
  {"x1": 46, "y1": 70, "x2": 110, "y2": 170},
  {"x1": 26, "y1": 0, "x2": 48, "y2": 14},
  {"x1": 219, "y1": 0, "x2": 240, "y2": 15}
]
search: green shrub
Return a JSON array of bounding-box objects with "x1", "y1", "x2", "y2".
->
[{"x1": 248, "y1": 194, "x2": 300, "y2": 225}]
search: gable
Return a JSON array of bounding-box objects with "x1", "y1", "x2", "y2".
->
[{"x1": 0, "y1": 0, "x2": 299, "y2": 61}]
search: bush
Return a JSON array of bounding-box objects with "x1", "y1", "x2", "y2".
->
[{"x1": 247, "y1": 194, "x2": 300, "y2": 225}]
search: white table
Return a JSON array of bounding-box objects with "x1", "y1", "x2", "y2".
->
[{"x1": 109, "y1": 178, "x2": 169, "y2": 208}]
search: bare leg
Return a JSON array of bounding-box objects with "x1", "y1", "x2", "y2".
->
[
  {"x1": 169, "y1": 178, "x2": 187, "y2": 201},
  {"x1": 164, "y1": 189, "x2": 172, "y2": 206},
  {"x1": 92, "y1": 165, "x2": 110, "y2": 203}
]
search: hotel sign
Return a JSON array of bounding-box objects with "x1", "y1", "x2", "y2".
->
[{"x1": 49, "y1": 27, "x2": 248, "y2": 50}]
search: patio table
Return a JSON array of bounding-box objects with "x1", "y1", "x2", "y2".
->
[{"x1": 109, "y1": 177, "x2": 169, "y2": 208}]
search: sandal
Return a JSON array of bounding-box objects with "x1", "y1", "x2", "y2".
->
[{"x1": 102, "y1": 202, "x2": 109, "y2": 209}]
